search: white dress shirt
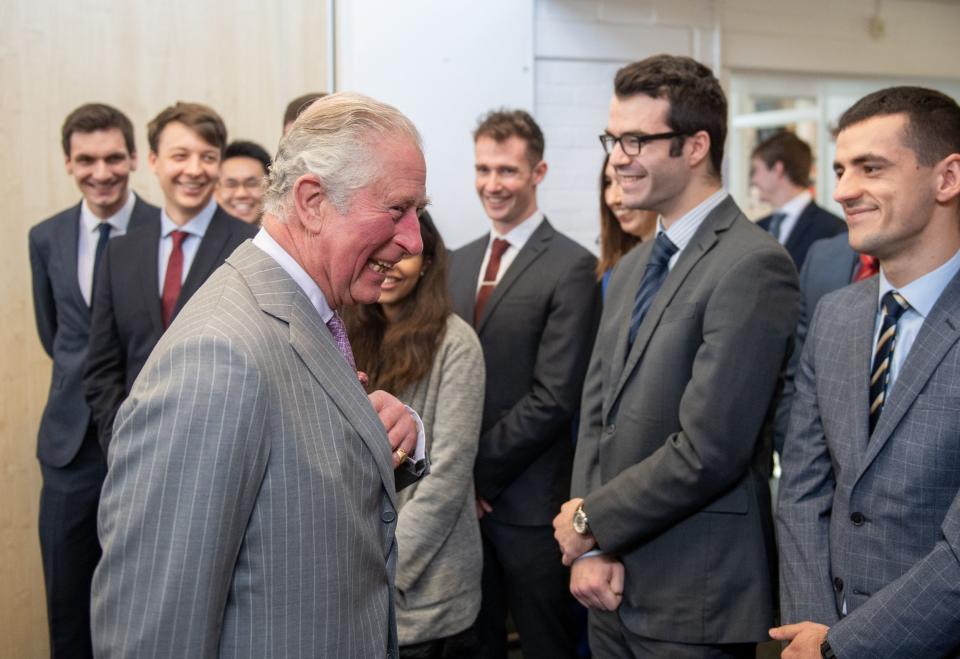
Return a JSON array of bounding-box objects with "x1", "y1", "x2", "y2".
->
[
  {"x1": 77, "y1": 192, "x2": 137, "y2": 305},
  {"x1": 660, "y1": 189, "x2": 729, "y2": 270},
  {"x1": 251, "y1": 227, "x2": 426, "y2": 462},
  {"x1": 474, "y1": 211, "x2": 545, "y2": 294},
  {"x1": 771, "y1": 190, "x2": 812, "y2": 246},
  {"x1": 874, "y1": 247, "x2": 960, "y2": 386},
  {"x1": 157, "y1": 198, "x2": 218, "y2": 295}
]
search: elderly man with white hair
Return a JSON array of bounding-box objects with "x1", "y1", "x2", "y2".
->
[{"x1": 91, "y1": 92, "x2": 430, "y2": 659}]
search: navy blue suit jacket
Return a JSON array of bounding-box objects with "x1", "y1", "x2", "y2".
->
[
  {"x1": 29, "y1": 195, "x2": 159, "y2": 467},
  {"x1": 758, "y1": 200, "x2": 846, "y2": 269}
]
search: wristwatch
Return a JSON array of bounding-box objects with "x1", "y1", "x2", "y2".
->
[
  {"x1": 820, "y1": 639, "x2": 836, "y2": 659},
  {"x1": 572, "y1": 504, "x2": 591, "y2": 535}
]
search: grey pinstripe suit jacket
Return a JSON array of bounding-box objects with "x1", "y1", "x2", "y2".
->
[
  {"x1": 92, "y1": 241, "x2": 414, "y2": 658},
  {"x1": 778, "y1": 272, "x2": 960, "y2": 658}
]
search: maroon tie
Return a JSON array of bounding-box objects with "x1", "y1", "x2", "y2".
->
[
  {"x1": 474, "y1": 238, "x2": 510, "y2": 325},
  {"x1": 853, "y1": 253, "x2": 879, "y2": 282},
  {"x1": 161, "y1": 231, "x2": 188, "y2": 328}
]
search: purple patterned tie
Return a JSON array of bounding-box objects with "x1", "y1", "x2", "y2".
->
[{"x1": 325, "y1": 312, "x2": 357, "y2": 371}]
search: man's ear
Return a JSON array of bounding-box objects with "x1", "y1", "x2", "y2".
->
[
  {"x1": 532, "y1": 160, "x2": 548, "y2": 185},
  {"x1": 935, "y1": 153, "x2": 960, "y2": 204},
  {"x1": 148, "y1": 150, "x2": 159, "y2": 176},
  {"x1": 129, "y1": 151, "x2": 138, "y2": 172},
  {"x1": 292, "y1": 174, "x2": 329, "y2": 231},
  {"x1": 686, "y1": 130, "x2": 712, "y2": 170}
]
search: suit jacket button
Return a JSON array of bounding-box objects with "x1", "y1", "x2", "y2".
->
[
  {"x1": 606, "y1": 424, "x2": 616, "y2": 434},
  {"x1": 833, "y1": 577, "x2": 843, "y2": 592},
  {"x1": 382, "y1": 510, "x2": 396, "y2": 523},
  {"x1": 850, "y1": 512, "x2": 865, "y2": 526}
]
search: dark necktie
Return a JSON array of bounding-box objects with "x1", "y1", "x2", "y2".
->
[
  {"x1": 869, "y1": 291, "x2": 909, "y2": 435},
  {"x1": 474, "y1": 238, "x2": 510, "y2": 325},
  {"x1": 627, "y1": 232, "x2": 679, "y2": 349},
  {"x1": 768, "y1": 212, "x2": 787, "y2": 241},
  {"x1": 161, "y1": 231, "x2": 188, "y2": 328},
  {"x1": 853, "y1": 254, "x2": 879, "y2": 282},
  {"x1": 91, "y1": 222, "x2": 112, "y2": 304}
]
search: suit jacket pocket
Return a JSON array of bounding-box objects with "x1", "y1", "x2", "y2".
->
[
  {"x1": 702, "y1": 480, "x2": 748, "y2": 514},
  {"x1": 660, "y1": 301, "x2": 699, "y2": 324}
]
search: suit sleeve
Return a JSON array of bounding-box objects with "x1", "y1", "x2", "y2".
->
[
  {"x1": 570, "y1": 291, "x2": 609, "y2": 499},
  {"x1": 29, "y1": 228, "x2": 57, "y2": 357},
  {"x1": 583, "y1": 247, "x2": 799, "y2": 552},
  {"x1": 827, "y1": 490, "x2": 960, "y2": 658},
  {"x1": 91, "y1": 333, "x2": 269, "y2": 658},
  {"x1": 474, "y1": 251, "x2": 601, "y2": 502},
  {"x1": 83, "y1": 247, "x2": 127, "y2": 451},
  {"x1": 776, "y1": 301, "x2": 842, "y2": 626},
  {"x1": 395, "y1": 327, "x2": 485, "y2": 592}
]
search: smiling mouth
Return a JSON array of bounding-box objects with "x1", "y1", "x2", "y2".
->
[{"x1": 368, "y1": 259, "x2": 393, "y2": 274}]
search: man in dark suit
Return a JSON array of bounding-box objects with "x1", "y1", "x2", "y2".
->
[
  {"x1": 554, "y1": 55, "x2": 798, "y2": 658},
  {"x1": 752, "y1": 131, "x2": 846, "y2": 268},
  {"x1": 85, "y1": 102, "x2": 256, "y2": 451},
  {"x1": 773, "y1": 87, "x2": 960, "y2": 659},
  {"x1": 29, "y1": 103, "x2": 158, "y2": 659},
  {"x1": 448, "y1": 109, "x2": 600, "y2": 658}
]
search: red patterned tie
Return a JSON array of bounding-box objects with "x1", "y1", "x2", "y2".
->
[
  {"x1": 853, "y1": 254, "x2": 879, "y2": 282},
  {"x1": 474, "y1": 238, "x2": 510, "y2": 325},
  {"x1": 161, "y1": 231, "x2": 188, "y2": 328}
]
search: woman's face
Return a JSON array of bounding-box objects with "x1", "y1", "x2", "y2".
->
[
  {"x1": 604, "y1": 161, "x2": 657, "y2": 238},
  {"x1": 378, "y1": 253, "x2": 425, "y2": 309}
]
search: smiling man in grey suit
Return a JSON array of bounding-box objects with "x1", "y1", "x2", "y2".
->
[
  {"x1": 92, "y1": 92, "x2": 428, "y2": 658},
  {"x1": 554, "y1": 55, "x2": 799, "y2": 658},
  {"x1": 773, "y1": 87, "x2": 960, "y2": 659}
]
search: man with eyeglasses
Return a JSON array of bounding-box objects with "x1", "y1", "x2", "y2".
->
[
  {"x1": 216, "y1": 140, "x2": 271, "y2": 224},
  {"x1": 553, "y1": 54, "x2": 799, "y2": 657}
]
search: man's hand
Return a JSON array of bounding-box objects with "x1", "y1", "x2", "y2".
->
[
  {"x1": 476, "y1": 497, "x2": 493, "y2": 519},
  {"x1": 769, "y1": 621, "x2": 829, "y2": 659},
  {"x1": 570, "y1": 554, "x2": 624, "y2": 611},
  {"x1": 368, "y1": 390, "x2": 418, "y2": 468},
  {"x1": 553, "y1": 497, "x2": 596, "y2": 565}
]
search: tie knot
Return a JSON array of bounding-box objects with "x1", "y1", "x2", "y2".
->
[
  {"x1": 170, "y1": 230, "x2": 188, "y2": 247},
  {"x1": 650, "y1": 232, "x2": 679, "y2": 266},
  {"x1": 491, "y1": 238, "x2": 510, "y2": 259},
  {"x1": 881, "y1": 290, "x2": 909, "y2": 321},
  {"x1": 98, "y1": 222, "x2": 112, "y2": 239}
]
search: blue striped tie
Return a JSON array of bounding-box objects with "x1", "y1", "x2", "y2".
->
[
  {"x1": 869, "y1": 290, "x2": 909, "y2": 435},
  {"x1": 627, "y1": 232, "x2": 679, "y2": 349}
]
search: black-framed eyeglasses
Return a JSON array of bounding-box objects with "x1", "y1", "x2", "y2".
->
[{"x1": 599, "y1": 131, "x2": 686, "y2": 156}]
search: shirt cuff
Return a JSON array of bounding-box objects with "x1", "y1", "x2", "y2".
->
[
  {"x1": 404, "y1": 404, "x2": 426, "y2": 461},
  {"x1": 574, "y1": 549, "x2": 605, "y2": 563}
]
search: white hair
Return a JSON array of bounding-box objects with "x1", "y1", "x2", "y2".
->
[{"x1": 263, "y1": 91, "x2": 422, "y2": 218}]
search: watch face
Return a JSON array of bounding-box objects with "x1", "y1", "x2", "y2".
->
[{"x1": 573, "y1": 509, "x2": 588, "y2": 535}]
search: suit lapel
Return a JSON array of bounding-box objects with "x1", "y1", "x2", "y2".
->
[
  {"x1": 857, "y1": 272, "x2": 960, "y2": 481},
  {"x1": 450, "y1": 237, "x2": 487, "y2": 325},
  {"x1": 843, "y1": 280, "x2": 877, "y2": 462},
  {"x1": 134, "y1": 220, "x2": 164, "y2": 333},
  {"x1": 129, "y1": 195, "x2": 158, "y2": 231},
  {"x1": 784, "y1": 201, "x2": 817, "y2": 253},
  {"x1": 608, "y1": 199, "x2": 734, "y2": 409},
  {"x1": 178, "y1": 207, "x2": 231, "y2": 312},
  {"x1": 604, "y1": 241, "x2": 652, "y2": 415},
  {"x1": 231, "y1": 243, "x2": 398, "y2": 506},
  {"x1": 476, "y1": 220, "x2": 553, "y2": 332},
  {"x1": 56, "y1": 204, "x2": 87, "y2": 309}
]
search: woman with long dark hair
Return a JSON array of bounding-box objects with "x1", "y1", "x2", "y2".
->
[
  {"x1": 344, "y1": 211, "x2": 485, "y2": 659},
  {"x1": 596, "y1": 154, "x2": 658, "y2": 296}
]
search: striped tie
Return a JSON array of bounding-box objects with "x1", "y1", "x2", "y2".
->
[
  {"x1": 869, "y1": 291, "x2": 909, "y2": 435},
  {"x1": 627, "y1": 232, "x2": 679, "y2": 349}
]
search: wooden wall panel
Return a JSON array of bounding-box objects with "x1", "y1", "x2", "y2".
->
[{"x1": 0, "y1": 2, "x2": 327, "y2": 655}]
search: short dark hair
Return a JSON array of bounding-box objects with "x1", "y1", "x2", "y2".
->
[
  {"x1": 837, "y1": 86, "x2": 960, "y2": 166},
  {"x1": 473, "y1": 109, "x2": 545, "y2": 166},
  {"x1": 224, "y1": 140, "x2": 272, "y2": 174},
  {"x1": 614, "y1": 55, "x2": 727, "y2": 178},
  {"x1": 751, "y1": 131, "x2": 812, "y2": 188},
  {"x1": 147, "y1": 102, "x2": 228, "y2": 156},
  {"x1": 284, "y1": 93, "x2": 327, "y2": 128},
  {"x1": 61, "y1": 103, "x2": 135, "y2": 157}
]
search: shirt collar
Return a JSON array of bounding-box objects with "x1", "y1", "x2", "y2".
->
[
  {"x1": 252, "y1": 227, "x2": 334, "y2": 322},
  {"x1": 161, "y1": 197, "x2": 218, "y2": 239},
  {"x1": 80, "y1": 191, "x2": 136, "y2": 234},
  {"x1": 490, "y1": 210, "x2": 544, "y2": 250},
  {"x1": 658, "y1": 189, "x2": 728, "y2": 252},
  {"x1": 878, "y1": 246, "x2": 960, "y2": 319},
  {"x1": 778, "y1": 190, "x2": 812, "y2": 219}
]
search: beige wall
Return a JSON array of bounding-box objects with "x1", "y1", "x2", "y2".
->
[{"x1": 0, "y1": 2, "x2": 328, "y2": 655}]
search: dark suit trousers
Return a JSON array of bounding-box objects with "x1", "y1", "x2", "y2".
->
[
  {"x1": 39, "y1": 426, "x2": 106, "y2": 659},
  {"x1": 477, "y1": 517, "x2": 577, "y2": 659},
  {"x1": 589, "y1": 610, "x2": 755, "y2": 659}
]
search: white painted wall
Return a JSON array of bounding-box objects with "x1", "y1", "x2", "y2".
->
[{"x1": 336, "y1": 0, "x2": 535, "y2": 249}]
